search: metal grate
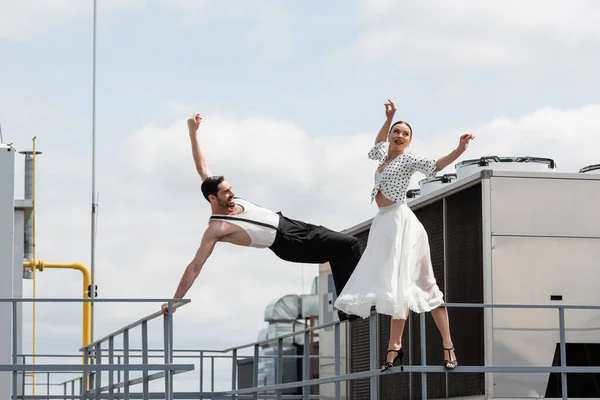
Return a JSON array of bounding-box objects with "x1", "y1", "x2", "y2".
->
[
  {"x1": 348, "y1": 229, "x2": 374, "y2": 400},
  {"x1": 411, "y1": 200, "x2": 447, "y2": 399},
  {"x1": 445, "y1": 183, "x2": 485, "y2": 397}
]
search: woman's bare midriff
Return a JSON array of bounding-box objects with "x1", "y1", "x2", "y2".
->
[{"x1": 375, "y1": 190, "x2": 397, "y2": 208}]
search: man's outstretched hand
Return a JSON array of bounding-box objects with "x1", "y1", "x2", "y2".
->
[
  {"x1": 161, "y1": 302, "x2": 177, "y2": 315},
  {"x1": 187, "y1": 113, "x2": 202, "y2": 134}
]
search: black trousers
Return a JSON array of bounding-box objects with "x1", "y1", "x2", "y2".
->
[{"x1": 269, "y1": 213, "x2": 362, "y2": 321}]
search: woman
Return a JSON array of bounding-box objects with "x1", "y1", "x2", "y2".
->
[{"x1": 334, "y1": 99, "x2": 474, "y2": 372}]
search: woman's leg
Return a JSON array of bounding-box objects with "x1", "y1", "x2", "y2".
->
[
  {"x1": 430, "y1": 306, "x2": 457, "y2": 368},
  {"x1": 382, "y1": 310, "x2": 408, "y2": 370}
]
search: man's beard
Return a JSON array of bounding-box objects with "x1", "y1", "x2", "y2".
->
[{"x1": 218, "y1": 198, "x2": 234, "y2": 208}]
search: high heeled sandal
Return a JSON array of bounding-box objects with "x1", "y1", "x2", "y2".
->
[
  {"x1": 381, "y1": 348, "x2": 404, "y2": 372},
  {"x1": 443, "y1": 347, "x2": 458, "y2": 370}
]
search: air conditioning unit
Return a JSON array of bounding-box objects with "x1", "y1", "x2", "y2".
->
[{"x1": 320, "y1": 165, "x2": 600, "y2": 399}]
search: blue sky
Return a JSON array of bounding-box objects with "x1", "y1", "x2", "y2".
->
[{"x1": 2, "y1": 0, "x2": 600, "y2": 393}]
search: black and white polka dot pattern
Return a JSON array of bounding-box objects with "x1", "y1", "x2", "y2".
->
[{"x1": 368, "y1": 141, "x2": 437, "y2": 203}]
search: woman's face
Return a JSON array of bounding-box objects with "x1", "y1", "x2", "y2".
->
[{"x1": 388, "y1": 123, "x2": 412, "y2": 152}]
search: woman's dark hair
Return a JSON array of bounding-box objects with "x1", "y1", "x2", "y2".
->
[
  {"x1": 390, "y1": 121, "x2": 413, "y2": 136},
  {"x1": 201, "y1": 175, "x2": 225, "y2": 201}
]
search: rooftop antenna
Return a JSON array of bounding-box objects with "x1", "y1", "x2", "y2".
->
[
  {"x1": 90, "y1": 0, "x2": 98, "y2": 343},
  {"x1": 0, "y1": 122, "x2": 4, "y2": 143}
]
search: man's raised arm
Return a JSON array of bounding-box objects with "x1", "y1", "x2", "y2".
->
[{"x1": 187, "y1": 113, "x2": 212, "y2": 181}]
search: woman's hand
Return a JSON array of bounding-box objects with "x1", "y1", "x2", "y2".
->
[
  {"x1": 457, "y1": 133, "x2": 475, "y2": 153},
  {"x1": 384, "y1": 99, "x2": 396, "y2": 120}
]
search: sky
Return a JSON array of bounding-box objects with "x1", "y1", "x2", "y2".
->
[{"x1": 2, "y1": 0, "x2": 600, "y2": 394}]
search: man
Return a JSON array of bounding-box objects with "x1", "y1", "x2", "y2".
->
[{"x1": 161, "y1": 113, "x2": 361, "y2": 322}]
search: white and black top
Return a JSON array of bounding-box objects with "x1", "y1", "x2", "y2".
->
[
  {"x1": 209, "y1": 198, "x2": 281, "y2": 248},
  {"x1": 368, "y1": 141, "x2": 437, "y2": 204}
]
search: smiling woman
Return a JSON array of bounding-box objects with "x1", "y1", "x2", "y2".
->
[{"x1": 334, "y1": 98, "x2": 475, "y2": 371}]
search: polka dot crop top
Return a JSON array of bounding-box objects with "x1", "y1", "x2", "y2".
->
[{"x1": 368, "y1": 140, "x2": 437, "y2": 204}]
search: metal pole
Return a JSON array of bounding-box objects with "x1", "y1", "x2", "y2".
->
[
  {"x1": 252, "y1": 345, "x2": 259, "y2": 400},
  {"x1": 369, "y1": 309, "x2": 378, "y2": 400},
  {"x1": 199, "y1": 351, "x2": 204, "y2": 400},
  {"x1": 94, "y1": 344, "x2": 101, "y2": 400},
  {"x1": 123, "y1": 329, "x2": 130, "y2": 400},
  {"x1": 82, "y1": 350, "x2": 90, "y2": 398},
  {"x1": 142, "y1": 321, "x2": 149, "y2": 400},
  {"x1": 12, "y1": 301, "x2": 18, "y2": 400},
  {"x1": 90, "y1": 0, "x2": 98, "y2": 346},
  {"x1": 168, "y1": 301, "x2": 174, "y2": 400},
  {"x1": 276, "y1": 338, "x2": 283, "y2": 400},
  {"x1": 334, "y1": 322, "x2": 341, "y2": 400},
  {"x1": 420, "y1": 312, "x2": 427, "y2": 400},
  {"x1": 231, "y1": 349, "x2": 237, "y2": 400},
  {"x1": 559, "y1": 307, "x2": 568, "y2": 400},
  {"x1": 303, "y1": 330, "x2": 310, "y2": 400},
  {"x1": 108, "y1": 337, "x2": 114, "y2": 400},
  {"x1": 163, "y1": 303, "x2": 172, "y2": 400},
  {"x1": 116, "y1": 355, "x2": 121, "y2": 398},
  {"x1": 211, "y1": 357, "x2": 215, "y2": 392}
]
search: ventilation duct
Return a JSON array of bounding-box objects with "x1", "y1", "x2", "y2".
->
[
  {"x1": 418, "y1": 173, "x2": 457, "y2": 196},
  {"x1": 455, "y1": 156, "x2": 556, "y2": 180},
  {"x1": 579, "y1": 164, "x2": 600, "y2": 174}
]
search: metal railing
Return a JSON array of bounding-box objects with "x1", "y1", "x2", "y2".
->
[
  {"x1": 3, "y1": 300, "x2": 600, "y2": 399},
  {"x1": 1, "y1": 298, "x2": 193, "y2": 400}
]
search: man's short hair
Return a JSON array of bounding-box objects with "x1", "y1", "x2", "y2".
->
[{"x1": 201, "y1": 176, "x2": 225, "y2": 201}]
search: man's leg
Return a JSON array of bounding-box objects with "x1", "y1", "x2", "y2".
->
[
  {"x1": 269, "y1": 215, "x2": 362, "y2": 321},
  {"x1": 308, "y1": 227, "x2": 362, "y2": 322},
  {"x1": 312, "y1": 228, "x2": 361, "y2": 297}
]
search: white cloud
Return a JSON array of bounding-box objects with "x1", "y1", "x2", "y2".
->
[
  {"x1": 0, "y1": 0, "x2": 143, "y2": 42},
  {"x1": 449, "y1": 104, "x2": 600, "y2": 173},
  {"x1": 339, "y1": 0, "x2": 600, "y2": 75},
  {"x1": 0, "y1": 0, "x2": 296, "y2": 67}
]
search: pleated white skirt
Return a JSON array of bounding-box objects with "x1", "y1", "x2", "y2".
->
[{"x1": 334, "y1": 202, "x2": 444, "y2": 320}]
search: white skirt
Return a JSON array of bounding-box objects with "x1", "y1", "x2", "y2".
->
[{"x1": 334, "y1": 202, "x2": 444, "y2": 320}]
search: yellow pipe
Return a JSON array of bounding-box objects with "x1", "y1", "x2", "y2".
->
[{"x1": 23, "y1": 260, "x2": 92, "y2": 348}]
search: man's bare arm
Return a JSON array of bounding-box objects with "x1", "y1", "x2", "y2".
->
[
  {"x1": 161, "y1": 224, "x2": 224, "y2": 313},
  {"x1": 187, "y1": 113, "x2": 212, "y2": 181}
]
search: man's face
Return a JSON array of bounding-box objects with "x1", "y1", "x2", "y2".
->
[{"x1": 213, "y1": 180, "x2": 235, "y2": 208}]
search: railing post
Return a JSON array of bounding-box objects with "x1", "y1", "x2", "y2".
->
[
  {"x1": 334, "y1": 322, "x2": 341, "y2": 400},
  {"x1": 199, "y1": 351, "x2": 204, "y2": 400},
  {"x1": 168, "y1": 301, "x2": 174, "y2": 400},
  {"x1": 420, "y1": 312, "x2": 428, "y2": 400},
  {"x1": 211, "y1": 356, "x2": 215, "y2": 392},
  {"x1": 123, "y1": 329, "x2": 130, "y2": 400},
  {"x1": 163, "y1": 303, "x2": 172, "y2": 400},
  {"x1": 369, "y1": 308, "x2": 378, "y2": 400},
  {"x1": 108, "y1": 336, "x2": 114, "y2": 400},
  {"x1": 231, "y1": 349, "x2": 237, "y2": 400},
  {"x1": 12, "y1": 301, "x2": 17, "y2": 400},
  {"x1": 142, "y1": 320, "x2": 149, "y2": 400},
  {"x1": 303, "y1": 330, "x2": 310, "y2": 400},
  {"x1": 116, "y1": 355, "x2": 121, "y2": 398},
  {"x1": 559, "y1": 307, "x2": 568, "y2": 400},
  {"x1": 94, "y1": 343, "x2": 102, "y2": 400},
  {"x1": 252, "y1": 345, "x2": 259, "y2": 400},
  {"x1": 276, "y1": 338, "x2": 283, "y2": 400},
  {"x1": 82, "y1": 349, "x2": 89, "y2": 398}
]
